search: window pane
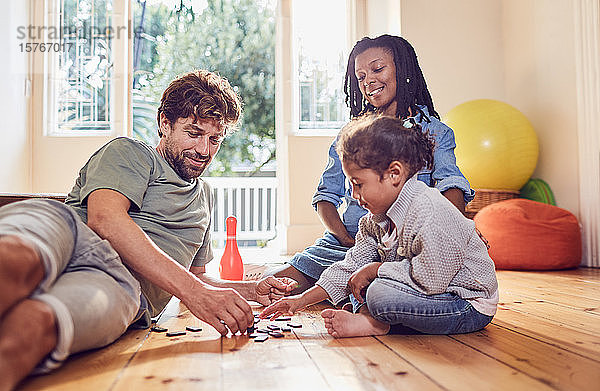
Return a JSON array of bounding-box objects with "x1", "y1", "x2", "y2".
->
[
  {"x1": 52, "y1": 0, "x2": 113, "y2": 134},
  {"x1": 294, "y1": 0, "x2": 348, "y2": 129},
  {"x1": 130, "y1": 0, "x2": 167, "y2": 147}
]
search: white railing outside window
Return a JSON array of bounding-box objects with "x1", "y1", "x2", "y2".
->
[{"x1": 203, "y1": 177, "x2": 277, "y2": 246}]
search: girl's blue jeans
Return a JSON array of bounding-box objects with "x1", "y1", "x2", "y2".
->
[{"x1": 351, "y1": 278, "x2": 493, "y2": 335}]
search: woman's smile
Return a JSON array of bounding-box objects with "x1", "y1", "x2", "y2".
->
[{"x1": 354, "y1": 47, "x2": 397, "y2": 110}]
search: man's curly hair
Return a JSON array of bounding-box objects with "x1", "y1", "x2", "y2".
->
[{"x1": 156, "y1": 69, "x2": 242, "y2": 137}]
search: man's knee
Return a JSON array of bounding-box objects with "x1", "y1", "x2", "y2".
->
[
  {"x1": 27, "y1": 300, "x2": 58, "y2": 343},
  {"x1": 0, "y1": 236, "x2": 44, "y2": 299},
  {"x1": 0, "y1": 235, "x2": 41, "y2": 267},
  {"x1": 2, "y1": 299, "x2": 57, "y2": 354}
]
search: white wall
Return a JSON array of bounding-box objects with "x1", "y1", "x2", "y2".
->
[
  {"x1": 365, "y1": 0, "x2": 401, "y2": 37},
  {"x1": 400, "y1": 0, "x2": 506, "y2": 115},
  {"x1": 401, "y1": 0, "x2": 580, "y2": 215},
  {"x1": 277, "y1": 0, "x2": 405, "y2": 254},
  {"x1": 282, "y1": 0, "x2": 510, "y2": 254},
  {"x1": 0, "y1": 1, "x2": 30, "y2": 192},
  {"x1": 502, "y1": 0, "x2": 580, "y2": 214},
  {"x1": 283, "y1": 135, "x2": 334, "y2": 253}
]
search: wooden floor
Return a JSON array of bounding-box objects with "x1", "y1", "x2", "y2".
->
[{"x1": 18, "y1": 268, "x2": 600, "y2": 391}]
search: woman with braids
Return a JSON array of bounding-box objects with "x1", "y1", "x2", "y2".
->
[
  {"x1": 261, "y1": 115, "x2": 497, "y2": 337},
  {"x1": 268, "y1": 34, "x2": 474, "y2": 295}
]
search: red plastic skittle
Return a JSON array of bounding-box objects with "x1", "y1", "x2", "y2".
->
[{"x1": 219, "y1": 216, "x2": 244, "y2": 280}]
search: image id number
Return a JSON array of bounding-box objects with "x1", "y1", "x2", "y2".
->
[{"x1": 19, "y1": 42, "x2": 72, "y2": 52}]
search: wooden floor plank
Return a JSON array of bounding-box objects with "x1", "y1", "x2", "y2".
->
[
  {"x1": 292, "y1": 304, "x2": 444, "y2": 391},
  {"x1": 451, "y1": 324, "x2": 600, "y2": 391},
  {"x1": 497, "y1": 270, "x2": 600, "y2": 300},
  {"x1": 219, "y1": 308, "x2": 331, "y2": 391},
  {"x1": 498, "y1": 277, "x2": 600, "y2": 313},
  {"x1": 498, "y1": 290, "x2": 600, "y2": 333},
  {"x1": 519, "y1": 268, "x2": 600, "y2": 283},
  {"x1": 493, "y1": 270, "x2": 600, "y2": 363},
  {"x1": 556, "y1": 267, "x2": 600, "y2": 277},
  {"x1": 496, "y1": 268, "x2": 600, "y2": 284},
  {"x1": 111, "y1": 300, "x2": 331, "y2": 391},
  {"x1": 377, "y1": 333, "x2": 556, "y2": 391},
  {"x1": 110, "y1": 300, "x2": 226, "y2": 390},
  {"x1": 219, "y1": 337, "x2": 330, "y2": 391},
  {"x1": 18, "y1": 328, "x2": 148, "y2": 391},
  {"x1": 492, "y1": 309, "x2": 600, "y2": 362}
]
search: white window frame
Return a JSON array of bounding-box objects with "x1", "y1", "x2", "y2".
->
[
  {"x1": 294, "y1": 0, "x2": 348, "y2": 134},
  {"x1": 281, "y1": 0, "x2": 365, "y2": 137},
  {"x1": 41, "y1": 0, "x2": 129, "y2": 138}
]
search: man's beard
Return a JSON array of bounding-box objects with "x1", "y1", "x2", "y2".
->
[{"x1": 162, "y1": 142, "x2": 209, "y2": 181}]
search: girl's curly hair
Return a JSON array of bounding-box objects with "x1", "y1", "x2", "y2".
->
[{"x1": 336, "y1": 114, "x2": 435, "y2": 178}]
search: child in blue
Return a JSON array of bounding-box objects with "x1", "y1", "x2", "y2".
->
[
  {"x1": 271, "y1": 35, "x2": 474, "y2": 291},
  {"x1": 261, "y1": 115, "x2": 498, "y2": 337}
]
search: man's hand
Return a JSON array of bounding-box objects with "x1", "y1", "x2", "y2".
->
[
  {"x1": 258, "y1": 295, "x2": 306, "y2": 320},
  {"x1": 255, "y1": 276, "x2": 298, "y2": 306},
  {"x1": 348, "y1": 262, "x2": 381, "y2": 303},
  {"x1": 182, "y1": 283, "x2": 253, "y2": 336}
]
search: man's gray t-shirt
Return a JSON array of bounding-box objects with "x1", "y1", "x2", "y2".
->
[{"x1": 65, "y1": 137, "x2": 213, "y2": 316}]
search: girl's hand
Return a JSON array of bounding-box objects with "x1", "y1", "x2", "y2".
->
[
  {"x1": 348, "y1": 262, "x2": 382, "y2": 303},
  {"x1": 258, "y1": 295, "x2": 306, "y2": 320}
]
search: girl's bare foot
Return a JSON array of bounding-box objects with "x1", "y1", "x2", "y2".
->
[{"x1": 321, "y1": 308, "x2": 390, "y2": 338}]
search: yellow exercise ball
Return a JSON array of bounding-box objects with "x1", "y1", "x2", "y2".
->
[{"x1": 443, "y1": 99, "x2": 539, "y2": 191}]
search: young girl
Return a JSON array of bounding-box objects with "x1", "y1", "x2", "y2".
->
[
  {"x1": 271, "y1": 34, "x2": 474, "y2": 294},
  {"x1": 261, "y1": 115, "x2": 498, "y2": 337}
]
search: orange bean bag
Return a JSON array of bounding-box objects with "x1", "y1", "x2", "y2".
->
[{"x1": 474, "y1": 199, "x2": 581, "y2": 270}]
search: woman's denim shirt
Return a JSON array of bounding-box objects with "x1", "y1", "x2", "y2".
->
[{"x1": 311, "y1": 106, "x2": 475, "y2": 238}]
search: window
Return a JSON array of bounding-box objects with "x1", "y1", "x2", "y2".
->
[
  {"x1": 293, "y1": 0, "x2": 349, "y2": 131},
  {"x1": 44, "y1": 0, "x2": 127, "y2": 136}
]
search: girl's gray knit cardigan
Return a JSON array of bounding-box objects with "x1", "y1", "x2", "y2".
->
[{"x1": 316, "y1": 176, "x2": 498, "y2": 305}]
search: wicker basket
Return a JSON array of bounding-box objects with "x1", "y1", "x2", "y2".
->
[{"x1": 465, "y1": 189, "x2": 520, "y2": 219}]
